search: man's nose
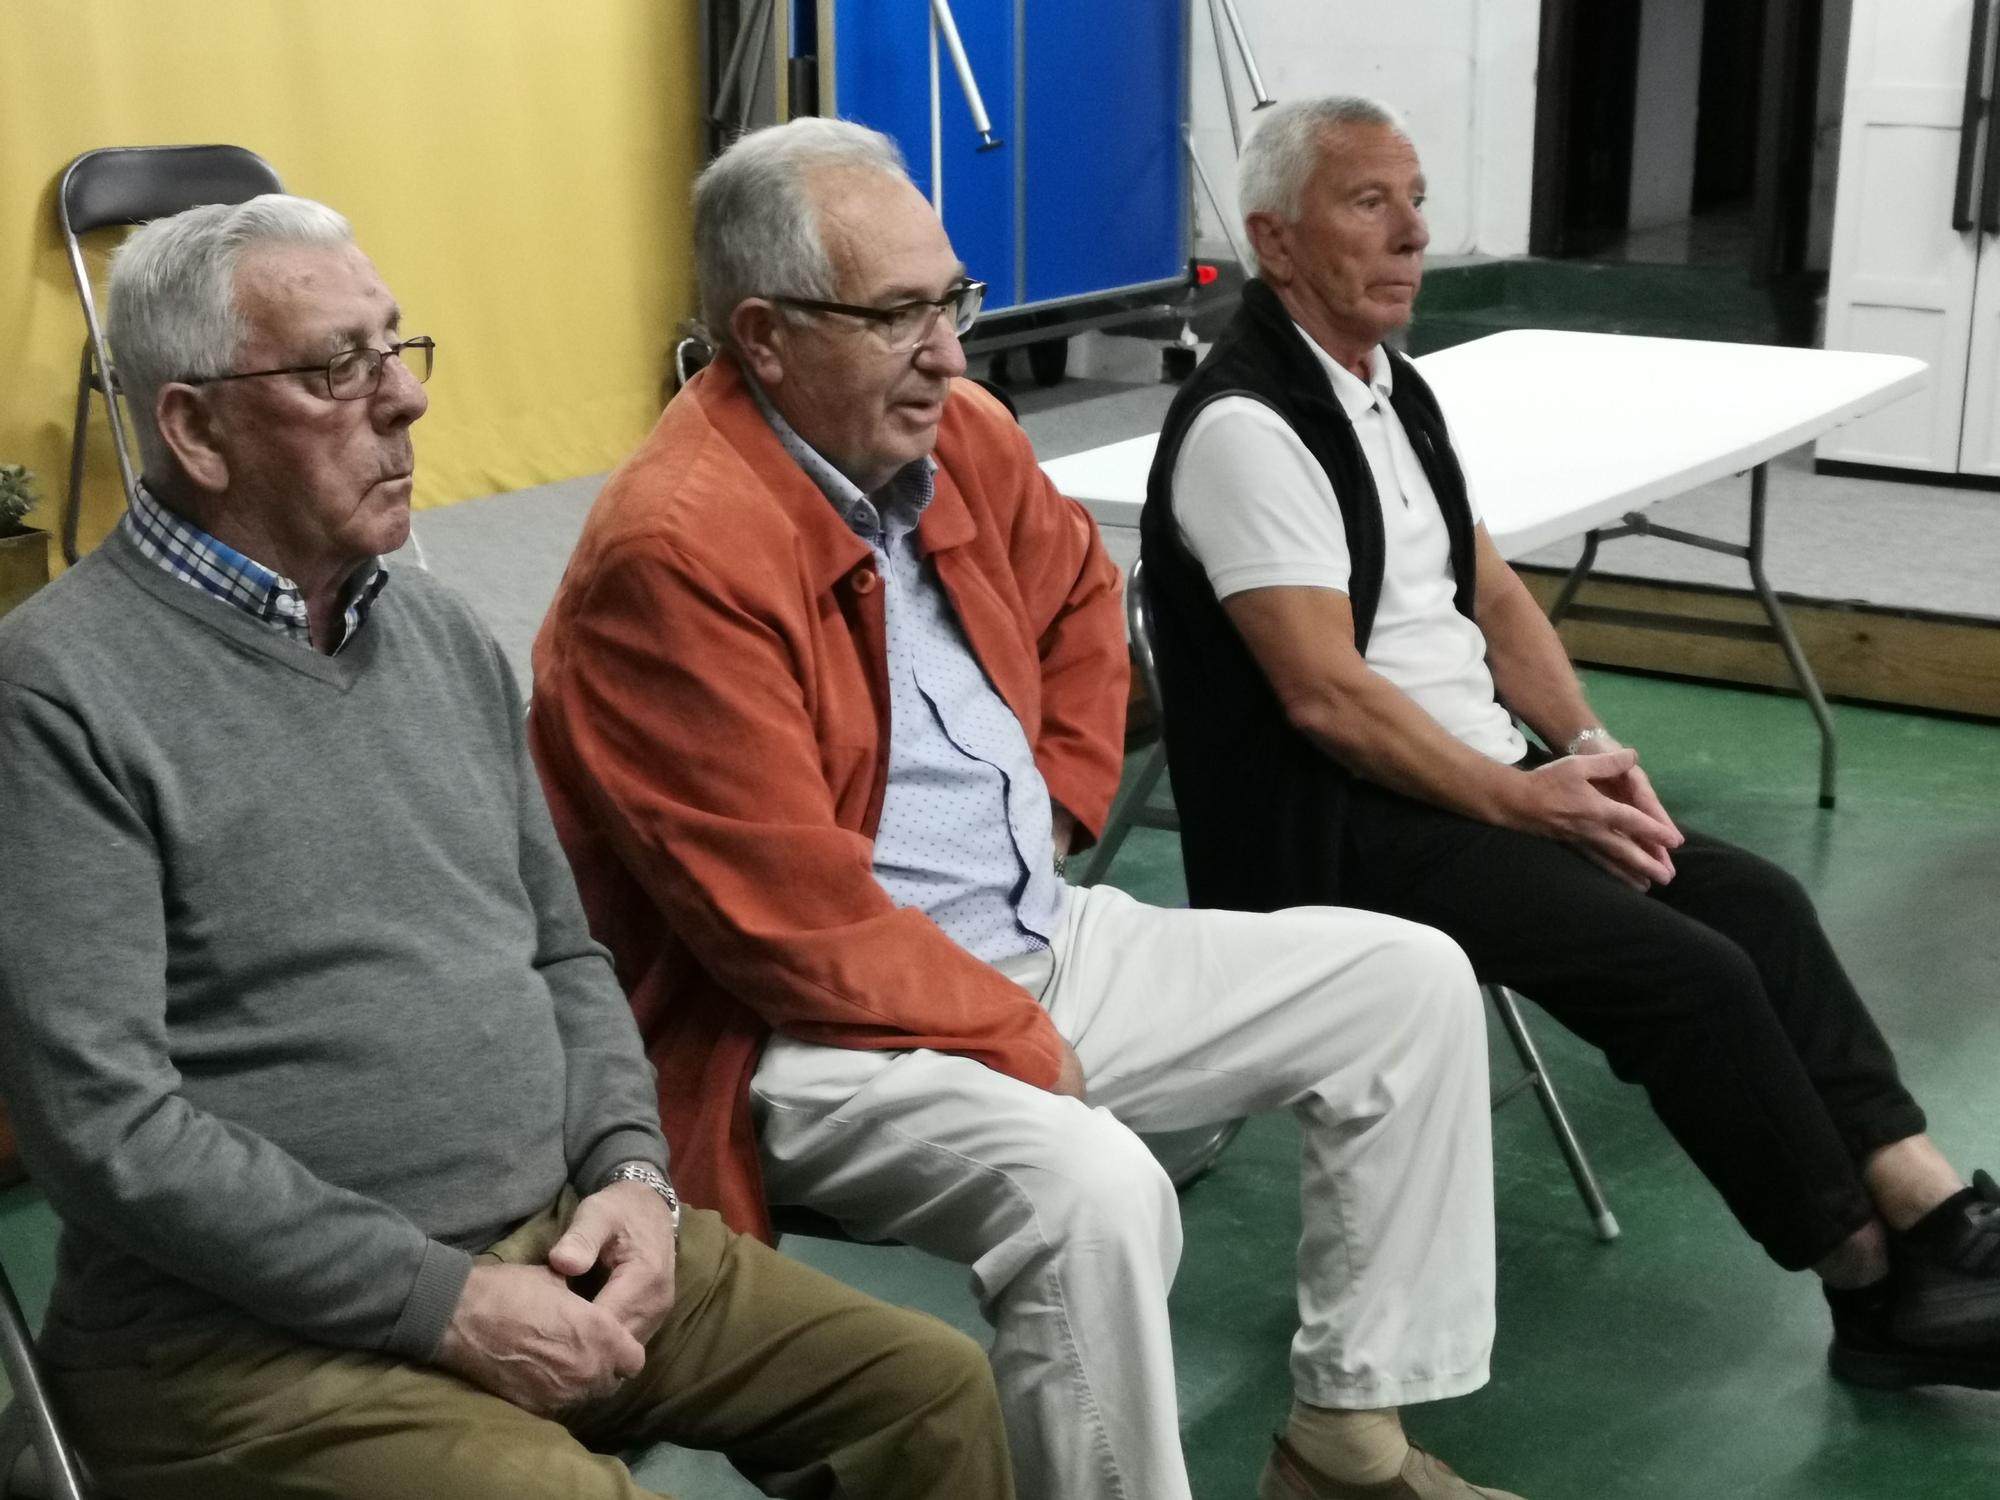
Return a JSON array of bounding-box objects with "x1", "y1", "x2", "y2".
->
[
  {"x1": 374, "y1": 355, "x2": 430, "y2": 425},
  {"x1": 914, "y1": 316, "x2": 968, "y2": 378},
  {"x1": 1399, "y1": 201, "x2": 1430, "y2": 254}
]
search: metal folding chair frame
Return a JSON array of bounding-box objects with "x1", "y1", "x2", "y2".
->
[
  {"x1": 56, "y1": 144, "x2": 284, "y2": 564},
  {"x1": 0, "y1": 1258, "x2": 92, "y2": 1500},
  {"x1": 1082, "y1": 560, "x2": 1620, "y2": 1241}
]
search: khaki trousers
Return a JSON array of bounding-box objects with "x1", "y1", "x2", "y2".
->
[{"x1": 49, "y1": 1198, "x2": 1013, "y2": 1500}]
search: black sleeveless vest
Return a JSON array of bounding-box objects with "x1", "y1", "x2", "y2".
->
[{"x1": 1138, "y1": 279, "x2": 1478, "y2": 911}]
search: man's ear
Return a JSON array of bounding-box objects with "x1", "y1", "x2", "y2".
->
[
  {"x1": 154, "y1": 384, "x2": 230, "y2": 494},
  {"x1": 729, "y1": 299, "x2": 788, "y2": 388},
  {"x1": 1245, "y1": 213, "x2": 1292, "y2": 285}
]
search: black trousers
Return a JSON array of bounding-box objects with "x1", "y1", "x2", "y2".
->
[{"x1": 1336, "y1": 780, "x2": 1926, "y2": 1271}]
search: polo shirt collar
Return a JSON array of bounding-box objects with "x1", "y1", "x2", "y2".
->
[{"x1": 1293, "y1": 322, "x2": 1394, "y2": 421}]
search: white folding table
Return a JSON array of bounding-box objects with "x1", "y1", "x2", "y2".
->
[{"x1": 1040, "y1": 329, "x2": 1928, "y2": 809}]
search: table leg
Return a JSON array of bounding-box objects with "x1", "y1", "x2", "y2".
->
[
  {"x1": 1541, "y1": 466, "x2": 1837, "y2": 809},
  {"x1": 1744, "y1": 463, "x2": 1838, "y2": 809},
  {"x1": 1547, "y1": 529, "x2": 1602, "y2": 627}
]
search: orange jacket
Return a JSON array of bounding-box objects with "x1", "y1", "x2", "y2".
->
[{"x1": 529, "y1": 360, "x2": 1128, "y2": 1238}]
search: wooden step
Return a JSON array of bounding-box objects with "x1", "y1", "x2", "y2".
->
[{"x1": 1519, "y1": 567, "x2": 2000, "y2": 720}]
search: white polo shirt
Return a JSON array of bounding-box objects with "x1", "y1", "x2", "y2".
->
[{"x1": 1169, "y1": 332, "x2": 1526, "y2": 764}]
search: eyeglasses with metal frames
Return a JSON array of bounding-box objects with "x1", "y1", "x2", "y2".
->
[
  {"x1": 770, "y1": 281, "x2": 986, "y2": 352},
  {"x1": 180, "y1": 336, "x2": 436, "y2": 401}
]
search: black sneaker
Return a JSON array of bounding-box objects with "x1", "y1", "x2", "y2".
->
[
  {"x1": 1891, "y1": 1170, "x2": 2000, "y2": 1348},
  {"x1": 1828, "y1": 1278, "x2": 2000, "y2": 1391}
]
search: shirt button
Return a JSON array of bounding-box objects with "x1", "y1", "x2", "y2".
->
[{"x1": 851, "y1": 568, "x2": 879, "y2": 595}]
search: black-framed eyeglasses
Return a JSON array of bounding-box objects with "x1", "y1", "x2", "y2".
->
[
  {"x1": 181, "y1": 336, "x2": 436, "y2": 401},
  {"x1": 771, "y1": 281, "x2": 985, "y2": 352}
]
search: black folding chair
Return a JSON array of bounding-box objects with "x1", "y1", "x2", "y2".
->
[
  {"x1": 1082, "y1": 560, "x2": 1620, "y2": 1240},
  {"x1": 0, "y1": 1256, "x2": 94, "y2": 1500},
  {"x1": 56, "y1": 145, "x2": 284, "y2": 564}
]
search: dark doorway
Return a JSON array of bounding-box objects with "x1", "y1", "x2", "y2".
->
[
  {"x1": 1531, "y1": 0, "x2": 1826, "y2": 284},
  {"x1": 1531, "y1": 0, "x2": 1642, "y2": 258},
  {"x1": 1693, "y1": 0, "x2": 1764, "y2": 213}
]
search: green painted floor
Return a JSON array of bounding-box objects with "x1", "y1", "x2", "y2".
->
[{"x1": 4, "y1": 670, "x2": 1997, "y2": 1497}]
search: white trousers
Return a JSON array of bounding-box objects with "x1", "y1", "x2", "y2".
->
[{"x1": 750, "y1": 884, "x2": 1496, "y2": 1500}]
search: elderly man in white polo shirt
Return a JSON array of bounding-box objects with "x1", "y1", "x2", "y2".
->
[{"x1": 1141, "y1": 97, "x2": 2000, "y2": 1483}]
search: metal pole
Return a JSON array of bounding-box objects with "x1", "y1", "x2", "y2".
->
[
  {"x1": 1, "y1": 1271, "x2": 92, "y2": 1500},
  {"x1": 929, "y1": 10, "x2": 944, "y2": 215},
  {"x1": 1214, "y1": 0, "x2": 1275, "y2": 109},
  {"x1": 740, "y1": 0, "x2": 775, "y2": 131},
  {"x1": 1078, "y1": 746, "x2": 1171, "y2": 887},
  {"x1": 1206, "y1": 0, "x2": 1245, "y2": 156},
  {"x1": 1489, "y1": 986, "x2": 1621, "y2": 1243},
  {"x1": 1744, "y1": 463, "x2": 1839, "y2": 809},
  {"x1": 931, "y1": 0, "x2": 1005, "y2": 150},
  {"x1": 710, "y1": 0, "x2": 768, "y2": 128},
  {"x1": 1185, "y1": 125, "x2": 1253, "y2": 269},
  {"x1": 1547, "y1": 530, "x2": 1602, "y2": 625}
]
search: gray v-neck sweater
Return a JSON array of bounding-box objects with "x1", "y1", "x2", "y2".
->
[{"x1": 0, "y1": 530, "x2": 668, "y2": 1362}]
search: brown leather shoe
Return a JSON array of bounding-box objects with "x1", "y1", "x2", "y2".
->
[{"x1": 1257, "y1": 1433, "x2": 1529, "y2": 1500}]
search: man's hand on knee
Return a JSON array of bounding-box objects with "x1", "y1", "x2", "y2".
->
[
  {"x1": 1510, "y1": 749, "x2": 1682, "y2": 891},
  {"x1": 1567, "y1": 733, "x2": 1684, "y2": 863},
  {"x1": 549, "y1": 1181, "x2": 680, "y2": 1344},
  {"x1": 435, "y1": 1261, "x2": 647, "y2": 1415}
]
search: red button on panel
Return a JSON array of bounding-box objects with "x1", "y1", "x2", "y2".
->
[{"x1": 851, "y1": 568, "x2": 878, "y2": 594}]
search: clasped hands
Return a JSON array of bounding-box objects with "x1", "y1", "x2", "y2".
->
[
  {"x1": 1520, "y1": 736, "x2": 1684, "y2": 891},
  {"x1": 434, "y1": 1181, "x2": 678, "y2": 1415}
]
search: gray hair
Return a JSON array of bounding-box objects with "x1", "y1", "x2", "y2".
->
[
  {"x1": 1238, "y1": 97, "x2": 1408, "y2": 265},
  {"x1": 106, "y1": 193, "x2": 352, "y2": 476},
  {"x1": 692, "y1": 117, "x2": 910, "y2": 346}
]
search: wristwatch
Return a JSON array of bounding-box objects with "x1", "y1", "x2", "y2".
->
[{"x1": 601, "y1": 1160, "x2": 682, "y2": 1240}]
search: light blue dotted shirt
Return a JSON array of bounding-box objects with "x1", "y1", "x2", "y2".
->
[{"x1": 752, "y1": 387, "x2": 1067, "y2": 963}]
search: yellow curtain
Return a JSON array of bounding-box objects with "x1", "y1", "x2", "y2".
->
[{"x1": 0, "y1": 0, "x2": 702, "y2": 559}]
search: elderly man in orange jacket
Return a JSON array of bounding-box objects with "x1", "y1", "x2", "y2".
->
[{"x1": 531, "y1": 119, "x2": 1524, "y2": 1500}]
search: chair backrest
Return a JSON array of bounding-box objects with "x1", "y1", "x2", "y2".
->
[
  {"x1": 0, "y1": 1258, "x2": 90, "y2": 1500},
  {"x1": 58, "y1": 145, "x2": 284, "y2": 240},
  {"x1": 54, "y1": 145, "x2": 284, "y2": 564},
  {"x1": 1124, "y1": 556, "x2": 1165, "y2": 716}
]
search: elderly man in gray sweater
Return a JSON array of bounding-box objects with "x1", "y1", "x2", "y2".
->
[{"x1": 0, "y1": 195, "x2": 1012, "y2": 1500}]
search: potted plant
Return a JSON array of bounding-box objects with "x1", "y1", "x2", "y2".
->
[{"x1": 0, "y1": 463, "x2": 53, "y2": 619}]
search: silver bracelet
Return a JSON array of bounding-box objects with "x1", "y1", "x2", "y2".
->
[{"x1": 1565, "y1": 726, "x2": 1615, "y2": 756}]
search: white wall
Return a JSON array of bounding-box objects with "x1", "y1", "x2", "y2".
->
[
  {"x1": 1627, "y1": 0, "x2": 1706, "y2": 229},
  {"x1": 1187, "y1": 0, "x2": 1542, "y2": 261}
]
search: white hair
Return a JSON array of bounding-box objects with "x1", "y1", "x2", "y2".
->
[
  {"x1": 106, "y1": 193, "x2": 352, "y2": 476},
  {"x1": 692, "y1": 117, "x2": 910, "y2": 346},
  {"x1": 1238, "y1": 96, "x2": 1409, "y2": 270}
]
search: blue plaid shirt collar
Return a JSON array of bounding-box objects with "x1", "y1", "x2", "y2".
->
[
  {"x1": 744, "y1": 374, "x2": 936, "y2": 538},
  {"x1": 120, "y1": 483, "x2": 387, "y2": 655}
]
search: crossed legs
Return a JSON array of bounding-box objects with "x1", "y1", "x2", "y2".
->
[{"x1": 752, "y1": 885, "x2": 1495, "y2": 1500}]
